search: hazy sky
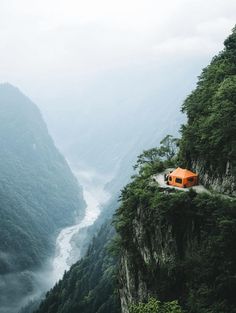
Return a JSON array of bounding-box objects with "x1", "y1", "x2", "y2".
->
[{"x1": 0, "y1": 0, "x2": 236, "y2": 105}]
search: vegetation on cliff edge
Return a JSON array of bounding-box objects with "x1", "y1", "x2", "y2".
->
[
  {"x1": 179, "y1": 27, "x2": 236, "y2": 179},
  {"x1": 114, "y1": 146, "x2": 236, "y2": 313}
]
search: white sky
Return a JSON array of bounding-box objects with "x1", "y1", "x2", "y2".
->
[{"x1": 0, "y1": 0, "x2": 235, "y2": 102}]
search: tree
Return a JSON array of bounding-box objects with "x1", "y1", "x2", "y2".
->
[
  {"x1": 129, "y1": 298, "x2": 183, "y2": 313},
  {"x1": 134, "y1": 148, "x2": 162, "y2": 170},
  {"x1": 159, "y1": 135, "x2": 179, "y2": 162},
  {"x1": 133, "y1": 135, "x2": 179, "y2": 174}
]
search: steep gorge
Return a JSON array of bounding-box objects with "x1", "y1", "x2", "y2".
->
[{"x1": 33, "y1": 28, "x2": 236, "y2": 313}]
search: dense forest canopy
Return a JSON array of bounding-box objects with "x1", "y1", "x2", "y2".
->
[{"x1": 180, "y1": 27, "x2": 236, "y2": 177}]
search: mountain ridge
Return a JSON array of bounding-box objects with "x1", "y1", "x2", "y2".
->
[{"x1": 0, "y1": 83, "x2": 85, "y2": 313}]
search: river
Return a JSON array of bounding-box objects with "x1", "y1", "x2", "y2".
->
[
  {"x1": 15, "y1": 166, "x2": 112, "y2": 312},
  {"x1": 50, "y1": 165, "x2": 112, "y2": 283}
]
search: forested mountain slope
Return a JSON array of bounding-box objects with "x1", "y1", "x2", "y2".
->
[
  {"x1": 115, "y1": 27, "x2": 236, "y2": 313},
  {"x1": 179, "y1": 27, "x2": 236, "y2": 195},
  {"x1": 0, "y1": 83, "x2": 85, "y2": 312}
]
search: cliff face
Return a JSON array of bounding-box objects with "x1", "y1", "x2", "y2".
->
[
  {"x1": 191, "y1": 159, "x2": 235, "y2": 196},
  {"x1": 117, "y1": 192, "x2": 187, "y2": 313},
  {"x1": 115, "y1": 175, "x2": 236, "y2": 313},
  {"x1": 119, "y1": 204, "x2": 178, "y2": 313}
]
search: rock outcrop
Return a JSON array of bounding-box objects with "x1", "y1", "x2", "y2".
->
[
  {"x1": 191, "y1": 159, "x2": 235, "y2": 196},
  {"x1": 119, "y1": 210, "x2": 178, "y2": 313},
  {"x1": 118, "y1": 197, "x2": 183, "y2": 313}
]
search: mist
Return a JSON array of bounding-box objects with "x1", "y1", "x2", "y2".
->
[
  {"x1": 1, "y1": 1, "x2": 235, "y2": 175},
  {"x1": 0, "y1": 1, "x2": 236, "y2": 312},
  {"x1": 1, "y1": 0, "x2": 236, "y2": 117}
]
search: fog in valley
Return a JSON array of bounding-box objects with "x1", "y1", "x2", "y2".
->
[{"x1": 0, "y1": 1, "x2": 236, "y2": 312}]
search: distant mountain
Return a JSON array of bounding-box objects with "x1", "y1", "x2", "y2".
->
[
  {"x1": 0, "y1": 84, "x2": 85, "y2": 313},
  {"x1": 41, "y1": 62, "x2": 191, "y2": 177}
]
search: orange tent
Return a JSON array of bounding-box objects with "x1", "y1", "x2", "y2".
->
[{"x1": 167, "y1": 167, "x2": 198, "y2": 188}]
